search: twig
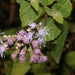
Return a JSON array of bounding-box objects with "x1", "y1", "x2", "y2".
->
[
  {"x1": 71, "y1": 0, "x2": 75, "y2": 8},
  {"x1": 8, "y1": 0, "x2": 16, "y2": 25},
  {"x1": 43, "y1": 12, "x2": 47, "y2": 26}
]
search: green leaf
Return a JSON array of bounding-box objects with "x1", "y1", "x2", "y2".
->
[
  {"x1": 53, "y1": 0, "x2": 72, "y2": 18},
  {"x1": 65, "y1": 51, "x2": 75, "y2": 69},
  {"x1": 11, "y1": 54, "x2": 31, "y2": 75},
  {"x1": 4, "y1": 61, "x2": 13, "y2": 75},
  {"x1": 51, "y1": 21, "x2": 68, "y2": 64},
  {"x1": 3, "y1": 28, "x2": 20, "y2": 35},
  {"x1": 42, "y1": 18, "x2": 61, "y2": 42},
  {"x1": 31, "y1": 0, "x2": 39, "y2": 11},
  {"x1": 16, "y1": 0, "x2": 24, "y2": 4},
  {"x1": 42, "y1": 0, "x2": 55, "y2": 6},
  {"x1": 45, "y1": 6, "x2": 63, "y2": 24},
  {"x1": 61, "y1": 64, "x2": 70, "y2": 75},
  {"x1": 4, "y1": 51, "x2": 14, "y2": 55},
  {"x1": 20, "y1": 1, "x2": 43, "y2": 27},
  {"x1": 52, "y1": 11, "x2": 63, "y2": 24},
  {"x1": 70, "y1": 23, "x2": 75, "y2": 33}
]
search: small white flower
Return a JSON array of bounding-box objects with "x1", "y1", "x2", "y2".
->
[
  {"x1": 0, "y1": 44, "x2": 8, "y2": 58},
  {"x1": 0, "y1": 39, "x2": 3, "y2": 44},
  {"x1": 39, "y1": 22, "x2": 42, "y2": 26}
]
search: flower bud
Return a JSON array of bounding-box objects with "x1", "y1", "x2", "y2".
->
[{"x1": 32, "y1": 40, "x2": 39, "y2": 49}]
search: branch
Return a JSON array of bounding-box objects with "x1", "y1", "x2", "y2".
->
[{"x1": 43, "y1": 12, "x2": 47, "y2": 26}]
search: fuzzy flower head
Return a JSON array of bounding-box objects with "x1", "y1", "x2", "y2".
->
[
  {"x1": 16, "y1": 34, "x2": 23, "y2": 41},
  {"x1": 0, "y1": 44, "x2": 8, "y2": 57},
  {"x1": 39, "y1": 22, "x2": 42, "y2": 26},
  {"x1": 29, "y1": 22, "x2": 36, "y2": 29},
  {"x1": 19, "y1": 49, "x2": 26, "y2": 57},
  {"x1": 34, "y1": 48, "x2": 41, "y2": 55},
  {"x1": 0, "y1": 39, "x2": 3, "y2": 44},
  {"x1": 30, "y1": 54, "x2": 39, "y2": 63},
  {"x1": 11, "y1": 50, "x2": 19, "y2": 60},
  {"x1": 38, "y1": 27, "x2": 50, "y2": 40},
  {"x1": 18, "y1": 29, "x2": 26, "y2": 36},
  {"x1": 32, "y1": 40, "x2": 39, "y2": 49},
  {"x1": 19, "y1": 57, "x2": 26, "y2": 62},
  {"x1": 38, "y1": 55, "x2": 48, "y2": 63},
  {"x1": 38, "y1": 38, "x2": 45, "y2": 44},
  {"x1": 11, "y1": 53, "x2": 17, "y2": 60},
  {"x1": 38, "y1": 38, "x2": 46, "y2": 48},
  {"x1": 27, "y1": 32, "x2": 33, "y2": 42},
  {"x1": 23, "y1": 37, "x2": 30, "y2": 44},
  {"x1": 19, "y1": 48, "x2": 26, "y2": 62},
  {"x1": 7, "y1": 37, "x2": 14, "y2": 46}
]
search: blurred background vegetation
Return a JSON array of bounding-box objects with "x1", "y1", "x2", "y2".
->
[{"x1": 0, "y1": 0, "x2": 75, "y2": 75}]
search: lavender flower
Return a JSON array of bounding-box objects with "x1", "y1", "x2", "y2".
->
[
  {"x1": 30, "y1": 55, "x2": 39, "y2": 63},
  {"x1": 30, "y1": 55, "x2": 36, "y2": 63},
  {"x1": 0, "y1": 44, "x2": 8, "y2": 57},
  {"x1": 19, "y1": 49, "x2": 26, "y2": 62},
  {"x1": 11, "y1": 50, "x2": 19, "y2": 60},
  {"x1": 38, "y1": 55, "x2": 48, "y2": 63},
  {"x1": 39, "y1": 22, "x2": 42, "y2": 26},
  {"x1": 29, "y1": 22, "x2": 36, "y2": 29},
  {"x1": 15, "y1": 42, "x2": 23, "y2": 48},
  {"x1": 0, "y1": 39, "x2": 3, "y2": 44},
  {"x1": 7, "y1": 37, "x2": 14, "y2": 46},
  {"x1": 38, "y1": 38, "x2": 45, "y2": 44},
  {"x1": 34, "y1": 48, "x2": 41, "y2": 55},
  {"x1": 38, "y1": 27, "x2": 50, "y2": 40},
  {"x1": 19, "y1": 49, "x2": 26, "y2": 57},
  {"x1": 19, "y1": 57, "x2": 26, "y2": 62},
  {"x1": 16, "y1": 34, "x2": 23, "y2": 41},
  {"x1": 32, "y1": 40, "x2": 39, "y2": 49},
  {"x1": 11, "y1": 53, "x2": 17, "y2": 60},
  {"x1": 18, "y1": 29, "x2": 26, "y2": 36},
  {"x1": 23, "y1": 37, "x2": 30, "y2": 44},
  {"x1": 27, "y1": 32, "x2": 33, "y2": 42},
  {"x1": 38, "y1": 38, "x2": 46, "y2": 48}
]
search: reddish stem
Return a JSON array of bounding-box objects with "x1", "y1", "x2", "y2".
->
[{"x1": 43, "y1": 12, "x2": 47, "y2": 26}]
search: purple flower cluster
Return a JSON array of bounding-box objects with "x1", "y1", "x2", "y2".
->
[
  {"x1": 1, "y1": 22, "x2": 48, "y2": 63},
  {"x1": 16, "y1": 29, "x2": 33, "y2": 44},
  {"x1": 7, "y1": 37, "x2": 14, "y2": 46},
  {"x1": 19, "y1": 48, "x2": 26, "y2": 62},
  {"x1": 30, "y1": 48, "x2": 48, "y2": 63}
]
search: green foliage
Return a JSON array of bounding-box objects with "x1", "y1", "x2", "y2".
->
[
  {"x1": 53, "y1": 0, "x2": 72, "y2": 18},
  {"x1": 42, "y1": 0, "x2": 55, "y2": 6},
  {"x1": 4, "y1": 51, "x2": 14, "y2": 55},
  {"x1": 1, "y1": 0, "x2": 73, "y2": 75},
  {"x1": 16, "y1": 0, "x2": 24, "y2": 4},
  {"x1": 42, "y1": 18, "x2": 61, "y2": 42},
  {"x1": 16, "y1": 0, "x2": 72, "y2": 27},
  {"x1": 19, "y1": 1, "x2": 43, "y2": 27},
  {"x1": 4, "y1": 61, "x2": 13, "y2": 75},
  {"x1": 31, "y1": 0, "x2": 39, "y2": 11},
  {"x1": 70, "y1": 23, "x2": 75, "y2": 33},
  {"x1": 11, "y1": 54, "x2": 31, "y2": 75},
  {"x1": 45, "y1": 6, "x2": 63, "y2": 24},
  {"x1": 51, "y1": 21, "x2": 68, "y2": 64},
  {"x1": 3, "y1": 28, "x2": 19, "y2": 35},
  {"x1": 65, "y1": 51, "x2": 75, "y2": 69},
  {"x1": 61, "y1": 64, "x2": 70, "y2": 75}
]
